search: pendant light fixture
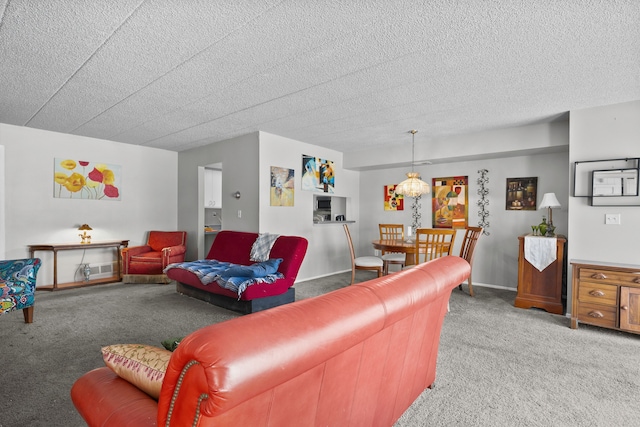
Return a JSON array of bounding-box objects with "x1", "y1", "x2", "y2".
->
[{"x1": 394, "y1": 130, "x2": 430, "y2": 197}]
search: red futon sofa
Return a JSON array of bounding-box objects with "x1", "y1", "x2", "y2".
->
[
  {"x1": 71, "y1": 256, "x2": 470, "y2": 426},
  {"x1": 165, "y1": 230, "x2": 308, "y2": 313}
]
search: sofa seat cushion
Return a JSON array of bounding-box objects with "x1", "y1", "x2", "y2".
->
[
  {"x1": 101, "y1": 344, "x2": 171, "y2": 399},
  {"x1": 165, "y1": 260, "x2": 284, "y2": 297}
]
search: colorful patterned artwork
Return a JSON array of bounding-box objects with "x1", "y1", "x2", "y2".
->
[
  {"x1": 54, "y1": 158, "x2": 121, "y2": 200},
  {"x1": 270, "y1": 166, "x2": 295, "y2": 206},
  {"x1": 384, "y1": 184, "x2": 404, "y2": 210},
  {"x1": 432, "y1": 176, "x2": 468, "y2": 228},
  {"x1": 301, "y1": 154, "x2": 334, "y2": 193}
]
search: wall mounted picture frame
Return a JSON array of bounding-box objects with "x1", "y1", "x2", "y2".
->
[
  {"x1": 270, "y1": 166, "x2": 295, "y2": 206},
  {"x1": 432, "y1": 176, "x2": 468, "y2": 229},
  {"x1": 54, "y1": 158, "x2": 121, "y2": 200},
  {"x1": 506, "y1": 177, "x2": 537, "y2": 210},
  {"x1": 384, "y1": 184, "x2": 404, "y2": 210},
  {"x1": 301, "y1": 154, "x2": 334, "y2": 193}
]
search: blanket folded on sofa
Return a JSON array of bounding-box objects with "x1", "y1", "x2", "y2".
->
[{"x1": 164, "y1": 259, "x2": 284, "y2": 298}]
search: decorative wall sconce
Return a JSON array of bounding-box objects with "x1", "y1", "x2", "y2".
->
[
  {"x1": 234, "y1": 191, "x2": 241, "y2": 199},
  {"x1": 78, "y1": 224, "x2": 92, "y2": 244}
]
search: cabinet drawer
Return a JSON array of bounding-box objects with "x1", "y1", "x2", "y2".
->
[
  {"x1": 577, "y1": 303, "x2": 616, "y2": 328},
  {"x1": 578, "y1": 282, "x2": 618, "y2": 306},
  {"x1": 580, "y1": 269, "x2": 640, "y2": 286}
]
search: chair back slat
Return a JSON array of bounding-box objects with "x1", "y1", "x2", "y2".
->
[
  {"x1": 378, "y1": 224, "x2": 404, "y2": 255},
  {"x1": 459, "y1": 226, "x2": 483, "y2": 264},
  {"x1": 414, "y1": 229, "x2": 456, "y2": 264}
]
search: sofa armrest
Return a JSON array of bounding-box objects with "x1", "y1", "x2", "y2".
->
[
  {"x1": 162, "y1": 245, "x2": 186, "y2": 256},
  {"x1": 122, "y1": 245, "x2": 153, "y2": 258},
  {"x1": 162, "y1": 245, "x2": 186, "y2": 267}
]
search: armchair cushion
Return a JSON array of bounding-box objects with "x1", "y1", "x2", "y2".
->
[
  {"x1": 0, "y1": 258, "x2": 41, "y2": 323},
  {"x1": 147, "y1": 231, "x2": 187, "y2": 252}
]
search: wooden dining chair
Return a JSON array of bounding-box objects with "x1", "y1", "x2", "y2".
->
[
  {"x1": 414, "y1": 228, "x2": 457, "y2": 265},
  {"x1": 458, "y1": 226, "x2": 483, "y2": 296},
  {"x1": 344, "y1": 224, "x2": 383, "y2": 285},
  {"x1": 378, "y1": 223, "x2": 406, "y2": 274}
]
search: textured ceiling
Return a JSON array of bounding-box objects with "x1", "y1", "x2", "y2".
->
[{"x1": 1, "y1": 0, "x2": 639, "y2": 156}]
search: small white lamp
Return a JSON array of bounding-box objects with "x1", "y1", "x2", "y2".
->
[{"x1": 538, "y1": 193, "x2": 561, "y2": 236}]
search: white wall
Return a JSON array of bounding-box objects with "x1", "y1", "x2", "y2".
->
[
  {"x1": 568, "y1": 100, "x2": 640, "y2": 268},
  {"x1": 0, "y1": 145, "x2": 5, "y2": 258},
  {"x1": 0, "y1": 123, "x2": 178, "y2": 286},
  {"x1": 359, "y1": 122, "x2": 570, "y2": 290},
  {"x1": 258, "y1": 132, "x2": 360, "y2": 280}
]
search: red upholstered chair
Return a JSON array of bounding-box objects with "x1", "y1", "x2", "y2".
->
[{"x1": 122, "y1": 231, "x2": 187, "y2": 283}]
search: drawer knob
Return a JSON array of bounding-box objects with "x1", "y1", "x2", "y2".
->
[
  {"x1": 621, "y1": 305, "x2": 629, "y2": 311},
  {"x1": 588, "y1": 311, "x2": 604, "y2": 318},
  {"x1": 589, "y1": 290, "x2": 605, "y2": 297},
  {"x1": 591, "y1": 273, "x2": 607, "y2": 280}
]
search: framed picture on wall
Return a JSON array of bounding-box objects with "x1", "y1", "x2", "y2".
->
[
  {"x1": 270, "y1": 166, "x2": 294, "y2": 206},
  {"x1": 506, "y1": 177, "x2": 537, "y2": 210},
  {"x1": 384, "y1": 184, "x2": 404, "y2": 210},
  {"x1": 54, "y1": 158, "x2": 121, "y2": 200},
  {"x1": 432, "y1": 176, "x2": 468, "y2": 229},
  {"x1": 301, "y1": 155, "x2": 335, "y2": 193}
]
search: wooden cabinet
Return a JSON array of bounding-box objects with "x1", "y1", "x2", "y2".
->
[
  {"x1": 571, "y1": 260, "x2": 640, "y2": 334},
  {"x1": 515, "y1": 235, "x2": 566, "y2": 315}
]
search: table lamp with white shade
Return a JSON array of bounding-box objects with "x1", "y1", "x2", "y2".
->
[{"x1": 538, "y1": 193, "x2": 561, "y2": 236}]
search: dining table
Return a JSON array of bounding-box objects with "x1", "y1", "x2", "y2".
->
[{"x1": 371, "y1": 239, "x2": 417, "y2": 267}]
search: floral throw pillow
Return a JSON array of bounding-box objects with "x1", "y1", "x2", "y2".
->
[{"x1": 101, "y1": 344, "x2": 172, "y2": 399}]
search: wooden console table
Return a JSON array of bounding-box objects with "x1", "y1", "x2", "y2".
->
[{"x1": 28, "y1": 240, "x2": 129, "y2": 291}]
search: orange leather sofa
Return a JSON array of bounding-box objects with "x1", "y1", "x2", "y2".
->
[{"x1": 71, "y1": 256, "x2": 470, "y2": 427}]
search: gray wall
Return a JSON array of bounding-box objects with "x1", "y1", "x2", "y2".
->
[
  {"x1": 359, "y1": 150, "x2": 570, "y2": 290},
  {"x1": 567, "y1": 100, "x2": 640, "y2": 309},
  {"x1": 177, "y1": 132, "x2": 260, "y2": 260}
]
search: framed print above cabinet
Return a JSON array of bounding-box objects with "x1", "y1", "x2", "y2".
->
[{"x1": 506, "y1": 177, "x2": 537, "y2": 210}]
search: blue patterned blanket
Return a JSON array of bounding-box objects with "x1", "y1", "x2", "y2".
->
[{"x1": 164, "y1": 259, "x2": 284, "y2": 298}]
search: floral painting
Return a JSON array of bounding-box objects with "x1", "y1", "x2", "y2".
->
[
  {"x1": 301, "y1": 154, "x2": 334, "y2": 193},
  {"x1": 432, "y1": 176, "x2": 468, "y2": 229},
  {"x1": 54, "y1": 158, "x2": 121, "y2": 200},
  {"x1": 384, "y1": 184, "x2": 404, "y2": 210},
  {"x1": 270, "y1": 166, "x2": 295, "y2": 206}
]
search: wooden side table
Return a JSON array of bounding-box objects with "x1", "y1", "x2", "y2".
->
[
  {"x1": 515, "y1": 235, "x2": 566, "y2": 314},
  {"x1": 29, "y1": 240, "x2": 129, "y2": 291}
]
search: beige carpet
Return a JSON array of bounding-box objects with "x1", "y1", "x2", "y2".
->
[{"x1": 2, "y1": 271, "x2": 639, "y2": 426}]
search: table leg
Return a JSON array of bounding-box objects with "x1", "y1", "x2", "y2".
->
[
  {"x1": 53, "y1": 250, "x2": 58, "y2": 289},
  {"x1": 405, "y1": 253, "x2": 415, "y2": 266}
]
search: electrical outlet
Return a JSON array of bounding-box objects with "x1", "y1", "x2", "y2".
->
[{"x1": 605, "y1": 214, "x2": 621, "y2": 225}]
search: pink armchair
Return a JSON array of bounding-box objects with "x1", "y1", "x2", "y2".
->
[{"x1": 122, "y1": 231, "x2": 187, "y2": 283}]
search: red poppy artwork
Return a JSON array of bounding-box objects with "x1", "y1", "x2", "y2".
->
[{"x1": 54, "y1": 158, "x2": 121, "y2": 200}]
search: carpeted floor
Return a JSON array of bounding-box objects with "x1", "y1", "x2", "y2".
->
[{"x1": 2, "y1": 271, "x2": 639, "y2": 427}]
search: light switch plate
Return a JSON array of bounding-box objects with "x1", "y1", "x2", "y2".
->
[{"x1": 605, "y1": 213, "x2": 621, "y2": 225}]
